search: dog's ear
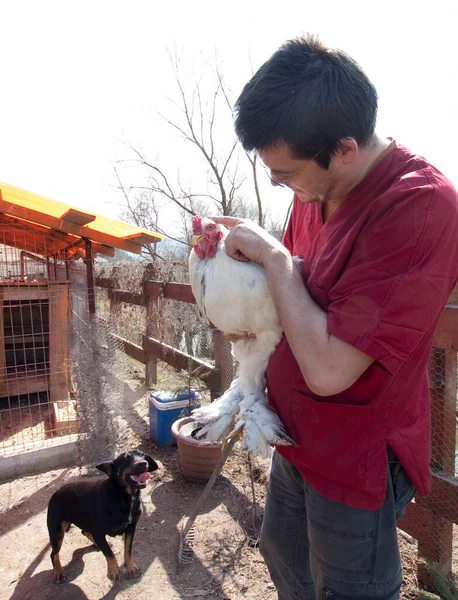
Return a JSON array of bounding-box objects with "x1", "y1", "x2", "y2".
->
[
  {"x1": 145, "y1": 455, "x2": 159, "y2": 472},
  {"x1": 96, "y1": 461, "x2": 114, "y2": 477}
]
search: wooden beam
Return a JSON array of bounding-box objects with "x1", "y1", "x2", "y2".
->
[
  {"x1": 91, "y1": 242, "x2": 115, "y2": 258},
  {"x1": 84, "y1": 239, "x2": 96, "y2": 314},
  {"x1": 20, "y1": 250, "x2": 48, "y2": 264},
  {"x1": 143, "y1": 335, "x2": 219, "y2": 389},
  {"x1": 429, "y1": 349, "x2": 457, "y2": 475},
  {"x1": 56, "y1": 236, "x2": 115, "y2": 259},
  {"x1": 432, "y1": 306, "x2": 458, "y2": 349},
  {"x1": 61, "y1": 208, "x2": 96, "y2": 226},
  {"x1": 448, "y1": 284, "x2": 458, "y2": 305},
  {"x1": 0, "y1": 372, "x2": 49, "y2": 399},
  {"x1": 122, "y1": 232, "x2": 159, "y2": 245},
  {"x1": 145, "y1": 280, "x2": 196, "y2": 304},
  {"x1": 0, "y1": 284, "x2": 49, "y2": 301},
  {"x1": 0, "y1": 224, "x2": 73, "y2": 257},
  {"x1": 417, "y1": 347, "x2": 456, "y2": 574},
  {"x1": 0, "y1": 301, "x2": 5, "y2": 398},
  {"x1": 398, "y1": 502, "x2": 436, "y2": 549},
  {"x1": 108, "y1": 289, "x2": 145, "y2": 307},
  {"x1": 0, "y1": 212, "x2": 77, "y2": 245},
  {"x1": 416, "y1": 469, "x2": 458, "y2": 524},
  {"x1": 212, "y1": 330, "x2": 233, "y2": 400},
  {"x1": 95, "y1": 277, "x2": 114, "y2": 290},
  {"x1": 48, "y1": 283, "x2": 70, "y2": 405},
  {"x1": 144, "y1": 280, "x2": 159, "y2": 387},
  {"x1": 108, "y1": 333, "x2": 145, "y2": 363},
  {"x1": 53, "y1": 254, "x2": 58, "y2": 281},
  {"x1": 52, "y1": 400, "x2": 78, "y2": 435}
]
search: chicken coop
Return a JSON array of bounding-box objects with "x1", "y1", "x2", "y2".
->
[{"x1": 0, "y1": 183, "x2": 162, "y2": 474}]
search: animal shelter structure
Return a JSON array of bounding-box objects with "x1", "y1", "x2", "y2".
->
[{"x1": 0, "y1": 182, "x2": 162, "y2": 463}]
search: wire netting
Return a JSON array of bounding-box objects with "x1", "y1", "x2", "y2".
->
[
  {"x1": 0, "y1": 216, "x2": 132, "y2": 470},
  {"x1": 0, "y1": 215, "x2": 457, "y2": 584},
  {"x1": 68, "y1": 262, "x2": 127, "y2": 466},
  {"x1": 0, "y1": 221, "x2": 76, "y2": 461},
  {"x1": 416, "y1": 347, "x2": 458, "y2": 574},
  {"x1": 95, "y1": 260, "x2": 235, "y2": 405}
]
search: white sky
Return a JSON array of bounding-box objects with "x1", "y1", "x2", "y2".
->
[{"x1": 1, "y1": 0, "x2": 457, "y2": 232}]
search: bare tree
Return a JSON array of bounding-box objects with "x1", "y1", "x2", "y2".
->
[{"x1": 115, "y1": 49, "x2": 279, "y2": 259}]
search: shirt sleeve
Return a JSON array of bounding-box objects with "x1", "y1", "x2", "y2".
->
[
  {"x1": 327, "y1": 178, "x2": 458, "y2": 375},
  {"x1": 281, "y1": 198, "x2": 295, "y2": 253}
]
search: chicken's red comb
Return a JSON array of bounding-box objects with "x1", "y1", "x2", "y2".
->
[{"x1": 192, "y1": 215, "x2": 203, "y2": 234}]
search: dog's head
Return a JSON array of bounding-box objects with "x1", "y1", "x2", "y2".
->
[{"x1": 96, "y1": 449, "x2": 159, "y2": 493}]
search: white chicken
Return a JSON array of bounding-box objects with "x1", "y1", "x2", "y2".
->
[{"x1": 189, "y1": 215, "x2": 296, "y2": 457}]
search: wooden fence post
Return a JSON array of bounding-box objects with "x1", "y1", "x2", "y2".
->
[
  {"x1": 108, "y1": 289, "x2": 120, "y2": 317},
  {"x1": 144, "y1": 280, "x2": 159, "y2": 388},
  {"x1": 49, "y1": 282, "x2": 71, "y2": 405},
  {"x1": 212, "y1": 330, "x2": 234, "y2": 401},
  {"x1": 416, "y1": 347, "x2": 457, "y2": 580}
]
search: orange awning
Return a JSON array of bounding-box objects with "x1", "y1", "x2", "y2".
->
[{"x1": 0, "y1": 182, "x2": 163, "y2": 256}]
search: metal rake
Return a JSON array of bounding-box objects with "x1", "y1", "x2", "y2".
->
[{"x1": 178, "y1": 434, "x2": 240, "y2": 563}]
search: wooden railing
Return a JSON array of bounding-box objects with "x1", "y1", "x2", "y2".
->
[
  {"x1": 96, "y1": 276, "x2": 458, "y2": 580},
  {"x1": 399, "y1": 285, "x2": 458, "y2": 581},
  {"x1": 96, "y1": 276, "x2": 234, "y2": 399}
]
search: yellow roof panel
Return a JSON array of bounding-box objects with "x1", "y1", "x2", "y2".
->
[{"x1": 0, "y1": 182, "x2": 163, "y2": 255}]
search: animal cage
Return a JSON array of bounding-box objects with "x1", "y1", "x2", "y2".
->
[{"x1": 0, "y1": 183, "x2": 162, "y2": 462}]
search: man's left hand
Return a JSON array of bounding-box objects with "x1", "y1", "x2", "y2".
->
[{"x1": 208, "y1": 216, "x2": 285, "y2": 265}]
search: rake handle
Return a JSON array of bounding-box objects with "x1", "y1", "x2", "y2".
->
[{"x1": 181, "y1": 434, "x2": 239, "y2": 540}]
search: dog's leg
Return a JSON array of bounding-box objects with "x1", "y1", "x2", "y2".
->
[
  {"x1": 82, "y1": 530, "x2": 97, "y2": 547},
  {"x1": 49, "y1": 520, "x2": 70, "y2": 584},
  {"x1": 124, "y1": 523, "x2": 141, "y2": 578},
  {"x1": 92, "y1": 533, "x2": 120, "y2": 582}
]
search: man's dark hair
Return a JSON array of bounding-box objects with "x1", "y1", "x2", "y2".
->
[{"x1": 234, "y1": 35, "x2": 378, "y2": 168}]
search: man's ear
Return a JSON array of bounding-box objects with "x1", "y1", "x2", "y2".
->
[
  {"x1": 336, "y1": 137, "x2": 359, "y2": 164},
  {"x1": 145, "y1": 455, "x2": 159, "y2": 472},
  {"x1": 96, "y1": 461, "x2": 114, "y2": 477}
]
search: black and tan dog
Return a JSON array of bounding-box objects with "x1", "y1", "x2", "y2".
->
[{"x1": 47, "y1": 449, "x2": 158, "y2": 583}]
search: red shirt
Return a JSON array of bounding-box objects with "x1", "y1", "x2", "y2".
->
[{"x1": 266, "y1": 144, "x2": 458, "y2": 510}]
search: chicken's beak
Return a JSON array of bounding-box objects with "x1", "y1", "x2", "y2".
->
[{"x1": 192, "y1": 234, "x2": 205, "y2": 246}]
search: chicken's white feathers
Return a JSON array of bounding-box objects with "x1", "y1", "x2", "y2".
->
[
  {"x1": 188, "y1": 216, "x2": 296, "y2": 455},
  {"x1": 189, "y1": 226, "x2": 281, "y2": 338}
]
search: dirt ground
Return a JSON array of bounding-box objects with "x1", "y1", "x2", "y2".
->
[{"x1": 0, "y1": 372, "x2": 425, "y2": 600}]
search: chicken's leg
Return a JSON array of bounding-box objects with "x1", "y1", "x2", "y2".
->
[
  {"x1": 229, "y1": 335, "x2": 297, "y2": 455},
  {"x1": 192, "y1": 379, "x2": 243, "y2": 442}
]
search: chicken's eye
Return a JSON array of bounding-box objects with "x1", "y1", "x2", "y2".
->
[{"x1": 207, "y1": 225, "x2": 214, "y2": 230}]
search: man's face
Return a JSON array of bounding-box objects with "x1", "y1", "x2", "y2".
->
[{"x1": 259, "y1": 145, "x2": 339, "y2": 204}]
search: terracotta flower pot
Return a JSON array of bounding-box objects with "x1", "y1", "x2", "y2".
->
[{"x1": 171, "y1": 416, "x2": 223, "y2": 484}]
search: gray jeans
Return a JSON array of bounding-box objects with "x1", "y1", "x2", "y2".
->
[{"x1": 259, "y1": 450, "x2": 416, "y2": 599}]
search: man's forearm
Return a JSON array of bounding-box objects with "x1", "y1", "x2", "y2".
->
[{"x1": 264, "y1": 247, "x2": 373, "y2": 396}]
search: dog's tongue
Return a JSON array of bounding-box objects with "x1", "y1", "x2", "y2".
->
[{"x1": 137, "y1": 472, "x2": 151, "y2": 484}]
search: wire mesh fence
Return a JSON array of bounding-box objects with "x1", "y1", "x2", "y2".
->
[
  {"x1": 413, "y1": 346, "x2": 458, "y2": 575},
  {"x1": 95, "y1": 260, "x2": 236, "y2": 403},
  {"x1": 69, "y1": 262, "x2": 127, "y2": 467},
  {"x1": 95, "y1": 261, "x2": 458, "y2": 581},
  {"x1": 0, "y1": 230, "x2": 74, "y2": 459},
  {"x1": 0, "y1": 216, "x2": 130, "y2": 468},
  {"x1": 0, "y1": 216, "x2": 457, "y2": 585}
]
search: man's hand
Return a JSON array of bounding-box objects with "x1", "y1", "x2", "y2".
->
[
  {"x1": 209, "y1": 216, "x2": 286, "y2": 265},
  {"x1": 209, "y1": 217, "x2": 373, "y2": 396}
]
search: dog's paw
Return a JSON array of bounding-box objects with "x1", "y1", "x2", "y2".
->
[
  {"x1": 107, "y1": 558, "x2": 120, "y2": 582},
  {"x1": 53, "y1": 568, "x2": 67, "y2": 584},
  {"x1": 107, "y1": 567, "x2": 120, "y2": 582},
  {"x1": 125, "y1": 562, "x2": 142, "y2": 578}
]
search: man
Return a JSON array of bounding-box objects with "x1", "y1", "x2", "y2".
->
[{"x1": 211, "y1": 36, "x2": 458, "y2": 599}]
